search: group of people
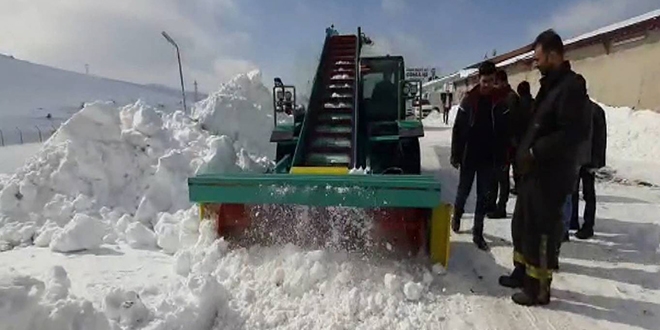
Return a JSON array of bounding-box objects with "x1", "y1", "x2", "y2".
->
[{"x1": 450, "y1": 29, "x2": 607, "y2": 306}]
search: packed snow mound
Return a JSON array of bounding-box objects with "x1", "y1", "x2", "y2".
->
[
  {"x1": 192, "y1": 70, "x2": 275, "y2": 159},
  {"x1": 0, "y1": 265, "x2": 244, "y2": 330},
  {"x1": 0, "y1": 77, "x2": 273, "y2": 252},
  {"x1": 595, "y1": 102, "x2": 660, "y2": 185},
  {"x1": 600, "y1": 103, "x2": 660, "y2": 164},
  {"x1": 0, "y1": 267, "x2": 111, "y2": 330},
  {"x1": 421, "y1": 106, "x2": 458, "y2": 127},
  {"x1": 165, "y1": 240, "x2": 444, "y2": 329}
]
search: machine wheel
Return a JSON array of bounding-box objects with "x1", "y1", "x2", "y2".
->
[{"x1": 399, "y1": 138, "x2": 421, "y2": 175}]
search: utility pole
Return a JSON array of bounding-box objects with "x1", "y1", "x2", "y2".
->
[
  {"x1": 161, "y1": 31, "x2": 187, "y2": 115},
  {"x1": 194, "y1": 80, "x2": 198, "y2": 102}
]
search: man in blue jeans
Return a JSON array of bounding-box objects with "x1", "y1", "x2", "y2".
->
[{"x1": 450, "y1": 61, "x2": 509, "y2": 251}]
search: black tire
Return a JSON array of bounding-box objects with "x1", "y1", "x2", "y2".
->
[{"x1": 399, "y1": 138, "x2": 421, "y2": 175}]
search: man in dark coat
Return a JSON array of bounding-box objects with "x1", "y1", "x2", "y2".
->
[
  {"x1": 570, "y1": 101, "x2": 607, "y2": 239},
  {"x1": 510, "y1": 81, "x2": 534, "y2": 194},
  {"x1": 487, "y1": 69, "x2": 518, "y2": 218},
  {"x1": 450, "y1": 61, "x2": 509, "y2": 251},
  {"x1": 498, "y1": 29, "x2": 592, "y2": 306}
]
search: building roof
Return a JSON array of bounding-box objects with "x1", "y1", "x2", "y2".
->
[{"x1": 465, "y1": 9, "x2": 660, "y2": 73}]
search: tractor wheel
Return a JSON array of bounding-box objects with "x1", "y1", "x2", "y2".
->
[{"x1": 399, "y1": 138, "x2": 421, "y2": 175}]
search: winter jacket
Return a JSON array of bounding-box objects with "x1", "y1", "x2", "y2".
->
[
  {"x1": 511, "y1": 93, "x2": 534, "y2": 147},
  {"x1": 516, "y1": 61, "x2": 591, "y2": 196},
  {"x1": 451, "y1": 85, "x2": 509, "y2": 168},
  {"x1": 501, "y1": 86, "x2": 520, "y2": 165},
  {"x1": 589, "y1": 102, "x2": 607, "y2": 169}
]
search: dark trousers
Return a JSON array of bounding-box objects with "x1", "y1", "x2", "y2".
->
[
  {"x1": 488, "y1": 164, "x2": 510, "y2": 211},
  {"x1": 454, "y1": 164, "x2": 493, "y2": 237},
  {"x1": 570, "y1": 167, "x2": 596, "y2": 229},
  {"x1": 511, "y1": 174, "x2": 564, "y2": 279},
  {"x1": 511, "y1": 147, "x2": 520, "y2": 192},
  {"x1": 443, "y1": 108, "x2": 449, "y2": 124}
]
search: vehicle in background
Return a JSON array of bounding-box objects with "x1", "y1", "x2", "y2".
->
[{"x1": 406, "y1": 97, "x2": 439, "y2": 118}]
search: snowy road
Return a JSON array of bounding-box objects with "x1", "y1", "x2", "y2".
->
[
  {"x1": 419, "y1": 123, "x2": 660, "y2": 330},
  {"x1": 1, "y1": 111, "x2": 659, "y2": 329},
  {"x1": 0, "y1": 99, "x2": 660, "y2": 330}
]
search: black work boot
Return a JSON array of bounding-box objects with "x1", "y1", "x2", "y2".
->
[
  {"x1": 451, "y1": 209, "x2": 463, "y2": 233},
  {"x1": 575, "y1": 226, "x2": 594, "y2": 239},
  {"x1": 512, "y1": 276, "x2": 551, "y2": 306},
  {"x1": 499, "y1": 266, "x2": 524, "y2": 288},
  {"x1": 472, "y1": 215, "x2": 489, "y2": 251}
]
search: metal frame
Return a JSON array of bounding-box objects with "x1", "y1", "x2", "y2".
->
[
  {"x1": 271, "y1": 84, "x2": 297, "y2": 127},
  {"x1": 401, "y1": 79, "x2": 423, "y2": 120},
  {"x1": 351, "y1": 27, "x2": 362, "y2": 169}
]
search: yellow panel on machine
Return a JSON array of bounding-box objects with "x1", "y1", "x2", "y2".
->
[{"x1": 289, "y1": 167, "x2": 350, "y2": 175}]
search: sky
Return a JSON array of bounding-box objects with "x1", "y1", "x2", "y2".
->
[{"x1": 1, "y1": 0, "x2": 658, "y2": 94}]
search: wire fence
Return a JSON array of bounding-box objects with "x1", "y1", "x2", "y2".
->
[{"x1": 0, "y1": 124, "x2": 61, "y2": 147}]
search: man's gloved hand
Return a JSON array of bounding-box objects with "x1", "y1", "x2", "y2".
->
[
  {"x1": 450, "y1": 156, "x2": 460, "y2": 169},
  {"x1": 518, "y1": 148, "x2": 534, "y2": 175}
]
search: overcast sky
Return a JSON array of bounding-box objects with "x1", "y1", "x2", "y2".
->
[{"x1": 1, "y1": 0, "x2": 657, "y2": 93}]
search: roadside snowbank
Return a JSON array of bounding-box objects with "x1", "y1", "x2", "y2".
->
[
  {"x1": 422, "y1": 106, "x2": 458, "y2": 127},
  {"x1": 421, "y1": 101, "x2": 660, "y2": 185},
  {"x1": 600, "y1": 103, "x2": 660, "y2": 185},
  {"x1": 0, "y1": 71, "x2": 273, "y2": 253}
]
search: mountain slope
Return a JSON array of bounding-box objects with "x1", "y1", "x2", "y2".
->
[{"x1": 0, "y1": 54, "x2": 202, "y2": 144}]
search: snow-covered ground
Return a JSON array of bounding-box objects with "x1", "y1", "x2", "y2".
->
[
  {"x1": 1, "y1": 72, "x2": 660, "y2": 329},
  {"x1": 0, "y1": 143, "x2": 41, "y2": 174},
  {"x1": 0, "y1": 54, "x2": 204, "y2": 146}
]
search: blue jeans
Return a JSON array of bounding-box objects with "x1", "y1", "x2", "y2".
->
[{"x1": 562, "y1": 194, "x2": 572, "y2": 234}]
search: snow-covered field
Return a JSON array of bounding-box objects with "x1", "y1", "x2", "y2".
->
[
  {"x1": 0, "y1": 54, "x2": 204, "y2": 146},
  {"x1": 1, "y1": 71, "x2": 660, "y2": 329}
]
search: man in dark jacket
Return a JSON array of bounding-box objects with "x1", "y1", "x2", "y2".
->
[
  {"x1": 450, "y1": 61, "x2": 509, "y2": 251},
  {"x1": 487, "y1": 69, "x2": 518, "y2": 218},
  {"x1": 498, "y1": 29, "x2": 592, "y2": 306},
  {"x1": 570, "y1": 101, "x2": 607, "y2": 239},
  {"x1": 510, "y1": 81, "x2": 534, "y2": 194}
]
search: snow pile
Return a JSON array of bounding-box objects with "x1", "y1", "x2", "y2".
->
[
  {"x1": 0, "y1": 71, "x2": 274, "y2": 253},
  {"x1": 192, "y1": 70, "x2": 275, "y2": 159},
  {"x1": 422, "y1": 106, "x2": 458, "y2": 127},
  {"x1": 0, "y1": 264, "x2": 245, "y2": 330},
  {"x1": 165, "y1": 241, "x2": 444, "y2": 329},
  {"x1": 0, "y1": 266, "x2": 111, "y2": 330},
  {"x1": 421, "y1": 110, "x2": 445, "y2": 127},
  {"x1": 599, "y1": 102, "x2": 660, "y2": 185}
]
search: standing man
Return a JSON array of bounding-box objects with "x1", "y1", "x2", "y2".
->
[
  {"x1": 450, "y1": 61, "x2": 508, "y2": 251},
  {"x1": 444, "y1": 92, "x2": 454, "y2": 125},
  {"x1": 487, "y1": 69, "x2": 519, "y2": 218},
  {"x1": 498, "y1": 29, "x2": 592, "y2": 306},
  {"x1": 570, "y1": 101, "x2": 607, "y2": 239},
  {"x1": 510, "y1": 81, "x2": 535, "y2": 194}
]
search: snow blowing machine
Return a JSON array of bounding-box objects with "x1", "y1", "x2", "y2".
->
[{"x1": 187, "y1": 27, "x2": 453, "y2": 267}]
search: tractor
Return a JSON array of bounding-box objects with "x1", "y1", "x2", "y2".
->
[{"x1": 188, "y1": 27, "x2": 452, "y2": 267}]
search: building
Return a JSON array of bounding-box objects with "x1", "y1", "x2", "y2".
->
[{"x1": 446, "y1": 9, "x2": 660, "y2": 111}]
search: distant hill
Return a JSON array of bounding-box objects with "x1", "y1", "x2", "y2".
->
[{"x1": 0, "y1": 54, "x2": 202, "y2": 145}]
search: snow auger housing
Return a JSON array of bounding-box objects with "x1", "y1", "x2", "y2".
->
[{"x1": 188, "y1": 27, "x2": 452, "y2": 267}]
